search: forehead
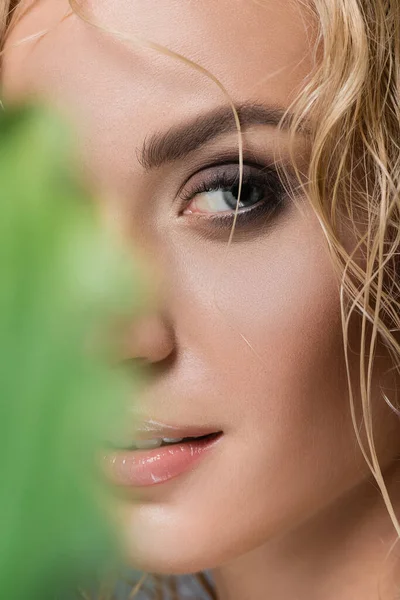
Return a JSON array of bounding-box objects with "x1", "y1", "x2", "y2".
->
[
  {"x1": 3, "y1": 0, "x2": 315, "y2": 106},
  {"x1": 1, "y1": 0, "x2": 315, "y2": 191}
]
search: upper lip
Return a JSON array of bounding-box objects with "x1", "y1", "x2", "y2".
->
[{"x1": 131, "y1": 419, "x2": 221, "y2": 441}]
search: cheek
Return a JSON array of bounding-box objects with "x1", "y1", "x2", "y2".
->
[
  {"x1": 168, "y1": 212, "x2": 363, "y2": 520},
  {"x1": 170, "y1": 207, "x2": 346, "y2": 422}
]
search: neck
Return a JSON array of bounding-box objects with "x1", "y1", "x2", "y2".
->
[{"x1": 212, "y1": 462, "x2": 400, "y2": 600}]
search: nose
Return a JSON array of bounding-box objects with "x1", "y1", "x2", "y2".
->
[{"x1": 105, "y1": 217, "x2": 176, "y2": 367}]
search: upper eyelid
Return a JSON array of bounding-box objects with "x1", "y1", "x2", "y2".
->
[
  {"x1": 173, "y1": 148, "x2": 277, "y2": 193},
  {"x1": 179, "y1": 162, "x2": 282, "y2": 203}
]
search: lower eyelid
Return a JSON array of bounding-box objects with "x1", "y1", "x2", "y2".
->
[
  {"x1": 182, "y1": 195, "x2": 265, "y2": 216},
  {"x1": 185, "y1": 193, "x2": 286, "y2": 234}
]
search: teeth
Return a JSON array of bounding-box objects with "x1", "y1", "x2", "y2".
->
[
  {"x1": 132, "y1": 437, "x2": 185, "y2": 449},
  {"x1": 134, "y1": 438, "x2": 163, "y2": 449}
]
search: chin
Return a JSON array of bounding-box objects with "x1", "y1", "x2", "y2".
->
[
  {"x1": 114, "y1": 489, "x2": 286, "y2": 577},
  {"x1": 115, "y1": 502, "x2": 225, "y2": 575}
]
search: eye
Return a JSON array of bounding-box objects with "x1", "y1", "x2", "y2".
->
[
  {"x1": 179, "y1": 163, "x2": 286, "y2": 228},
  {"x1": 183, "y1": 176, "x2": 265, "y2": 215}
]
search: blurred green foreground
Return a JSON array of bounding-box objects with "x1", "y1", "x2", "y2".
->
[{"x1": 0, "y1": 105, "x2": 145, "y2": 599}]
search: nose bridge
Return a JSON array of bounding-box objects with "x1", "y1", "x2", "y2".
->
[
  {"x1": 102, "y1": 204, "x2": 165, "y2": 300},
  {"x1": 122, "y1": 241, "x2": 176, "y2": 367},
  {"x1": 100, "y1": 197, "x2": 175, "y2": 365}
]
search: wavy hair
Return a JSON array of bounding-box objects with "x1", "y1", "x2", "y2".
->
[{"x1": 1, "y1": 0, "x2": 400, "y2": 598}]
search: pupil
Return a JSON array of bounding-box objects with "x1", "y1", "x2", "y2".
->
[{"x1": 224, "y1": 182, "x2": 264, "y2": 210}]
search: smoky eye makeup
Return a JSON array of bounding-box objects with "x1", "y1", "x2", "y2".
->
[{"x1": 177, "y1": 158, "x2": 291, "y2": 232}]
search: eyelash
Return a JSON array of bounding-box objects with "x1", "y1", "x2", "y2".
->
[{"x1": 179, "y1": 163, "x2": 287, "y2": 230}]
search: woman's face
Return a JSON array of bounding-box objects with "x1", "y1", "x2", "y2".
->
[{"x1": 3, "y1": 0, "x2": 400, "y2": 575}]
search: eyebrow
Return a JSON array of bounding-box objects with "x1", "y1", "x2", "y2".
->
[{"x1": 136, "y1": 102, "x2": 295, "y2": 171}]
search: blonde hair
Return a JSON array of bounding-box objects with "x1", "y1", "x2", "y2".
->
[
  {"x1": 0, "y1": 0, "x2": 13, "y2": 38},
  {"x1": 290, "y1": 0, "x2": 400, "y2": 534},
  {"x1": 2, "y1": 0, "x2": 400, "y2": 598}
]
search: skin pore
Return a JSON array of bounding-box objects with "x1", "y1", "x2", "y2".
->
[{"x1": 3, "y1": 1, "x2": 400, "y2": 599}]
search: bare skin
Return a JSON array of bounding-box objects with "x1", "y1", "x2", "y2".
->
[{"x1": 3, "y1": 1, "x2": 400, "y2": 598}]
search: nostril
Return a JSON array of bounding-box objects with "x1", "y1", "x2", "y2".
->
[
  {"x1": 126, "y1": 347, "x2": 177, "y2": 376},
  {"x1": 148, "y1": 346, "x2": 177, "y2": 374}
]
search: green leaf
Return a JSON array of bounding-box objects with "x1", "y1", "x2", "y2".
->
[{"x1": 0, "y1": 104, "x2": 145, "y2": 599}]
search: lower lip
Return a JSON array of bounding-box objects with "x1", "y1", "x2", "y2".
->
[{"x1": 102, "y1": 433, "x2": 223, "y2": 487}]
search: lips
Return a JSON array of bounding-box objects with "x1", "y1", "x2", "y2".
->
[{"x1": 102, "y1": 422, "x2": 223, "y2": 487}]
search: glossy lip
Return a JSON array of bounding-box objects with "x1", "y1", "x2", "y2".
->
[
  {"x1": 102, "y1": 421, "x2": 223, "y2": 487},
  {"x1": 127, "y1": 419, "x2": 222, "y2": 442}
]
